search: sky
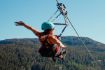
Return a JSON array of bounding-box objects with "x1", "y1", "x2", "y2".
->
[{"x1": 0, "y1": 0, "x2": 105, "y2": 44}]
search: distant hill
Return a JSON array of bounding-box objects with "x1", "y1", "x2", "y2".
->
[
  {"x1": 0, "y1": 36, "x2": 105, "y2": 52},
  {"x1": 61, "y1": 36, "x2": 103, "y2": 46},
  {"x1": 0, "y1": 36, "x2": 105, "y2": 70},
  {"x1": 0, "y1": 36, "x2": 104, "y2": 46},
  {"x1": 0, "y1": 38, "x2": 39, "y2": 45}
]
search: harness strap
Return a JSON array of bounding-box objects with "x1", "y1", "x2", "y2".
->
[
  {"x1": 39, "y1": 35, "x2": 56, "y2": 57},
  {"x1": 43, "y1": 35, "x2": 54, "y2": 48},
  {"x1": 39, "y1": 35, "x2": 66, "y2": 58}
]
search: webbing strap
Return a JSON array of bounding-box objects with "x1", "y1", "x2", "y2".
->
[{"x1": 43, "y1": 35, "x2": 54, "y2": 47}]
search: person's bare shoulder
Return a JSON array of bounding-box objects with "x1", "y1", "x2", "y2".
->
[
  {"x1": 48, "y1": 35, "x2": 59, "y2": 43},
  {"x1": 48, "y1": 35, "x2": 56, "y2": 39}
]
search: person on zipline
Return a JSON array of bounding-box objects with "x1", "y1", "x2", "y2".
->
[{"x1": 15, "y1": 21, "x2": 66, "y2": 61}]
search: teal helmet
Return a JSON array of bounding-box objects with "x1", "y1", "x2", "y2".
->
[{"x1": 41, "y1": 21, "x2": 55, "y2": 31}]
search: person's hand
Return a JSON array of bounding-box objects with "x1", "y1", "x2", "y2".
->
[{"x1": 15, "y1": 21, "x2": 25, "y2": 26}]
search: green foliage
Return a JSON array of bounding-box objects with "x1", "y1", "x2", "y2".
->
[{"x1": 0, "y1": 37, "x2": 105, "y2": 70}]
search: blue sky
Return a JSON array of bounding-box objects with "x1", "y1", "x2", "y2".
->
[{"x1": 0, "y1": 0, "x2": 105, "y2": 44}]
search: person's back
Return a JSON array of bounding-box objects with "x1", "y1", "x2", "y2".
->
[{"x1": 15, "y1": 21, "x2": 66, "y2": 61}]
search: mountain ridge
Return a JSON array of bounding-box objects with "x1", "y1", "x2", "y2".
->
[{"x1": 0, "y1": 36, "x2": 104, "y2": 46}]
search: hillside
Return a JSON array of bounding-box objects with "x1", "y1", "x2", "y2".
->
[{"x1": 0, "y1": 36, "x2": 105, "y2": 70}]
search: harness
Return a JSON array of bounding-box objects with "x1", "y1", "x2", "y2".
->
[{"x1": 38, "y1": 35, "x2": 57, "y2": 57}]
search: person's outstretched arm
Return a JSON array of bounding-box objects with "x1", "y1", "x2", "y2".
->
[{"x1": 15, "y1": 21, "x2": 41, "y2": 37}]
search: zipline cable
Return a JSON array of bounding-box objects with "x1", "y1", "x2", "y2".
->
[
  {"x1": 48, "y1": 10, "x2": 58, "y2": 22},
  {"x1": 66, "y1": 16, "x2": 96, "y2": 64},
  {"x1": 51, "y1": 0, "x2": 100, "y2": 68},
  {"x1": 55, "y1": 0, "x2": 94, "y2": 60}
]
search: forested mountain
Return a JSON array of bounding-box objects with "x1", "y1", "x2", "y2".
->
[{"x1": 0, "y1": 36, "x2": 105, "y2": 70}]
